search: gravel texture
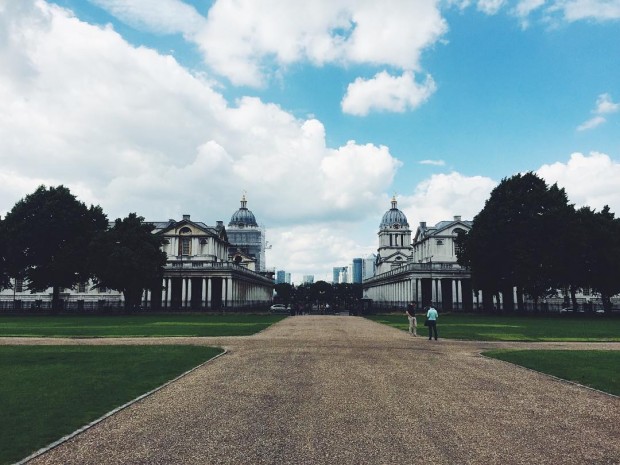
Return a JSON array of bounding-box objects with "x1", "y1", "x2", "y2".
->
[{"x1": 4, "y1": 316, "x2": 619, "y2": 465}]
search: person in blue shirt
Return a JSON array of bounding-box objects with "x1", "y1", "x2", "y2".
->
[{"x1": 426, "y1": 304, "x2": 438, "y2": 340}]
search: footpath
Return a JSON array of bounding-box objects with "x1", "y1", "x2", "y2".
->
[{"x1": 7, "y1": 316, "x2": 620, "y2": 465}]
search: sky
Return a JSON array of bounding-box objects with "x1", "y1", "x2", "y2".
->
[{"x1": 1, "y1": 0, "x2": 619, "y2": 283}]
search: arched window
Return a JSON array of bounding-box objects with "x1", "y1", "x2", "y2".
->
[{"x1": 178, "y1": 227, "x2": 192, "y2": 256}]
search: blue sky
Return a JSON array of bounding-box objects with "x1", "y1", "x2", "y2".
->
[{"x1": 1, "y1": 0, "x2": 619, "y2": 282}]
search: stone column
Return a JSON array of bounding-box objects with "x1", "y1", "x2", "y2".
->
[
  {"x1": 202, "y1": 278, "x2": 207, "y2": 309},
  {"x1": 186, "y1": 278, "x2": 192, "y2": 309}
]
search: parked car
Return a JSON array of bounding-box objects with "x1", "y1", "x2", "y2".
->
[{"x1": 270, "y1": 304, "x2": 288, "y2": 313}]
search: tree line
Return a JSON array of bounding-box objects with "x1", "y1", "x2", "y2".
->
[
  {"x1": 456, "y1": 172, "x2": 620, "y2": 313},
  {"x1": 274, "y1": 281, "x2": 363, "y2": 312},
  {"x1": 0, "y1": 185, "x2": 167, "y2": 311}
]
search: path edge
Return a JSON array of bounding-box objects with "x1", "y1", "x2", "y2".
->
[{"x1": 16, "y1": 348, "x2": 228, "y2": 465}]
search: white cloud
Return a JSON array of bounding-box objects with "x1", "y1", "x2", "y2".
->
[
  {"x1": 577, "y1": 115, "x2": 606, "y2": 131},
  {"x1": 556, "y1": 0, "x2": 620, "y2": 21},
  {"x1": 341, "y1": 71, "x2": 436, "y2": 116},
  {"x1": 268, "y1": 223, "x2": 377, "y2": 283},
  {"x1": 0, "y1": 0, "x2": 399, "y2": 230},
  {"x1": 577, "y1": 93, "x2": 619, "y2": 131},
  {"x1": 537, "y1": 152, "x2": 620, "y2": 213},
  {"x1": 594, "y1": 93, "x2": 620, "y2": 114},
  {"x1": 89, "y1": 0, "x2": 206, "y2": 36},
  {"x1": 419, "y1": 159, "x2": 446, "y2": 166},
  {"x1": 477, "y1": 0, "x2": 506, "y2": 14},
  {"x1": 400, "y1": 172, "x2": 497, "y2": 225},
  {"x1": 192, "y1": 0, "x2": 447, "y2": 87}
]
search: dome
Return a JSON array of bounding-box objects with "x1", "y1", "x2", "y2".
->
[
  {"x1": 380, "y1": 197, "x2": 409, "y2": 229},
  {"x1": 229, "y1": 195, "x2": 258, "y2": 227}
]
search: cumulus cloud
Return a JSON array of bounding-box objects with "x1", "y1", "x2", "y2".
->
[
  {"x1": 577, "y1": 93, "x2": 619, "y2": 131},
  {"x1": 399, "y1": 172, "x2": 497, "y2": 226},
  {"x1": 537, "y1": 152, "x2": 620, "y2": 213},
  {"x1": 0, "y1": 0, "x2": 399, "y2": 229},
  {"x1": 268, "y1": 223, "x2": 377, "y2": 282},
  {"x1": 90, "y1": 0, "x2": 447, "y2": 113},
  {"x1": 192, "y1": 0, "x2": 447, "y2": 87},
  {"x1": 341, "y1": 71, "x2": 436, "y2": 116}
]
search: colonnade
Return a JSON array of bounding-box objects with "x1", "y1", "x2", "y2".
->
[
  {"x1": 364, "y1": 275, "x2": 474, "y2": 311},
  {"x1": 142, "y1": 274, "x2": 273, "y2": 310}
]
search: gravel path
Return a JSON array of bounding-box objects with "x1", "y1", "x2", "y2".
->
[{"x1": 6, "y1": 316, "x2": 620, "y2": 465}]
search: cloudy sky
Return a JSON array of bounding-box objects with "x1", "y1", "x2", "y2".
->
[{"x1": 1, "y1": 0, "x2": 619, "y2": 282}]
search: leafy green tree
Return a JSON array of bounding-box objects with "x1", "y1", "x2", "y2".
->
[
  {"x1": 3, "y1": 185, "x2": 108, "y2": 310},
  {"x1": 274, "y1": 283, "x2": 295, "y2": 305},
  {"x1": 457, "y1": 172, "x2": 573, "y2": 311},
  {"x1": 584, "y1": 206, "x2": 620, "y2": 313},
  {"x1": 310, "y1": 280, "x2": 333, "y2": 304},
  {"x1": 89, "y1": 213, "x2": 167, "y2": 311},
  {"x1": 0, "y1": 219, "x2": 12, "y2": 290}
]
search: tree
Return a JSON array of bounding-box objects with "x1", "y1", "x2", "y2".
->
[
  {"x1": 583, "y1": 206, "x2": 620, "y2": 313},
  {"x1": 0, "y1": 219, "x2": 12, "y2": 290},
  {"x1": 457, "y1": 172, "x2": 573, "y2": 311},
  {"x1": 3, "y1": 185, "x2": 108, "y2": 310},
  {"x1": 274, "y1": 283, "x2": 295, "y2": 305},
  {"x1": 89, "y1": 213, "x2": 167, "y2": 311}
]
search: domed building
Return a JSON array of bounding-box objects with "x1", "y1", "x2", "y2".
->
[
  {"x1": 375, "y1": 196, "x2": 412, "y2": 274},
  {"x1": 227, "y1": 194, "x2": 266, "y2": 271}
]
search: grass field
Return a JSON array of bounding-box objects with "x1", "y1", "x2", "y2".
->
[
  {"x1": 484, "y1": 349, "x2": 620, "y2": 396},
  {"x1": 366, "y1": 313, "x2": 620, "y2": 341},
  {"x1": 0, "y1": 345, "x2": 223, "y2": 465},
  {"x1": 0, "y1": 314, "x2": 287, "y2": 338}
]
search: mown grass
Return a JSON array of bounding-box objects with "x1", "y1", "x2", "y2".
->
[
  {"x1": 0, "y1": 345, "x2": 223, "y2": 465},
  {"x1": 0, "y1": 314, "x2": 286, "y2": 338},
  {"x1": 366, "y1": 313, "x2": 620, "y2": 341},
  {"x1": 484, "y1": 349, "x2": 620, "y2": 396}
]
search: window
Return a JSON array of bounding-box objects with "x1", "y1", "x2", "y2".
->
[
  {"x1": 15, "y1": 278, "x2": 23, "y2": 293},
  {"x1": 181, "y1": 237, "x2": 191, "y2": 256},
  {"x1": 78, "y1": 282, "x2": 87, "y2": 293},
  {"x1": 98, "y1": 287, "x2": 108, "y2": 294}
]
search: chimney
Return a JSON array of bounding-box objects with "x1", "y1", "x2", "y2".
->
[
  {"x1": 420, "y1": 221, "x2": 426, "y2": 228},
  {"x1": 183, "y1": 214, "x2": 190, "y2": 221},
  {"x1": 454, "y1": 215, "x2": 461, "y2": 222},
  {"x1": 216, "y1": 221, "x2": 224, "y2": 228}
]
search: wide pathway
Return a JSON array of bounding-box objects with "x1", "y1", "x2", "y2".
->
[{"x1": 9, "y1": 316, "x2": 620, "y2": 464}]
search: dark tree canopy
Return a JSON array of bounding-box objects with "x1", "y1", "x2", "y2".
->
[
  {"x1": 457, "y1": 172, "x2": 573, "y2": 307},
  {"x1": 2, "y1": 185, "x2": 108, "y2": 307},
  {"x1": 89, "y1": 213, "x2": 167, "y2": 310},
  {"x1": 274, "y1": 283, "x2": 294, "y2": 304}
]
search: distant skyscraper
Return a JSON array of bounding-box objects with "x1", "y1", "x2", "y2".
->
[
  {"x1": 285, "y1": 272, "x2": 291, "y2": 284},
  {"x1": 332, "y1": 266, "x2": 347, "y2": 283},
  {"x1": 276, "y1": 270, "x2": 286, "y2": 284},
  {"x1": 302, "y1": 275, "x2": 314, "y2": 284},
  {"x1": 352, "y1": 258, "x2": 363, "y2": 284},
  {"x1": 362, "y1": 254, "x2": 376, "y2": 281}
]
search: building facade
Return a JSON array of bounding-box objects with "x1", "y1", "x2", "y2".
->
[
  {"x1": 1, "y1": 213, "x2": 273, "y2": 312},
  {"x1": 227, "y1": 195, "x2": 266, "y2": 271},
  {"x1": 363, "y1": 199, "x2": 475, "y2": 312}
]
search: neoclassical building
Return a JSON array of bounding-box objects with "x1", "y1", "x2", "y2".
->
[
  {"x1": 151, "y1": 215, "x2": 273, "y2": 310},
  {"x1": 227, "y1": 195, "x2": 266, "y2": 272},
  {"x1": 363, "y1": 198, "x2": 476, "y2": 311},
  {"x1": 1, "y1": 210, "x2": 273, "y2": 312}
]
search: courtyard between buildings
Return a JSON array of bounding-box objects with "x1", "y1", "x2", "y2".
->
[{"x1": 3, "y1": 316, "x2": 619, "y2": 465}]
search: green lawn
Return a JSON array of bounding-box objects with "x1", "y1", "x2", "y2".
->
[
  {"x1": 0, "y1": 314, "x2": 286, "y2": 337},
  {"x1": 484, "y1": 349, "x2": 620, "y2": 396},
  {"x1": 366, "y1": 313, "x2": 620, "y2": 341},
  {"x1": 0, "y1": 345, "x2": 223, "y2": 465}
]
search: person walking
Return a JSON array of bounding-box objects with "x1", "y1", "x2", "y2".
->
[
  {"x1": 426, "y1": 303, "x2": 438, "y2": 340},
  {"x1": 406, "y1": 302, "x2": 417, "y2": 337}
]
